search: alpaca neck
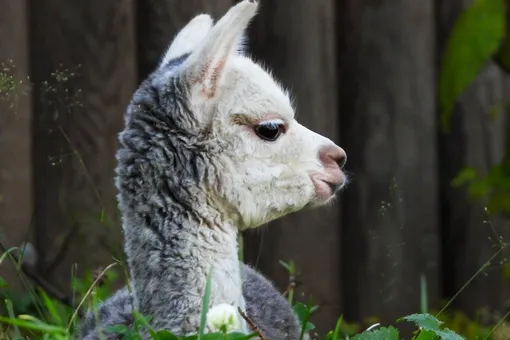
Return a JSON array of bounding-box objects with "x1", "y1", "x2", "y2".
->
[{"x1": 122, "y1": 204, "x2": 246, "y2": 335}]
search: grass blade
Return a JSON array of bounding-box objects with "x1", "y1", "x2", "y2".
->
[{"x1": 198, "y1": 267, "x2": 214, "y2": 340}]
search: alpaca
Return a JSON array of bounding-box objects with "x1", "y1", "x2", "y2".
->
[{"x1": 79, "y1": 0, "x2": 347, "y2": 338}]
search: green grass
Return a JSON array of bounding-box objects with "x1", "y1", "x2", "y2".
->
[{"x1": 0, "y1": 254, "x2": 477, "y2": 340}]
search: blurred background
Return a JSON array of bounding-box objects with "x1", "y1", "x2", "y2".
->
[{"x1": 1, "y1": 0, "x2": 510, "y2": 338}]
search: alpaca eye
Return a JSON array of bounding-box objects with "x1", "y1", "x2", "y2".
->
[{"x1": 254, "y1": 121, "x2": 285, "y2": 141}]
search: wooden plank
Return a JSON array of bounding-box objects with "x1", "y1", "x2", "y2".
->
[
  {"x1": 242, "y1": 0, "x2": 341, "y2": 333},
  {"x1": 0, "y1": 0, "x2": 32, "y2": 289},
  {"x1": 437, "y1": 0, "x2": 510, "y2": 316},
  {"x1": 137, "y1": 0, "x2": 233, "y2": 79},
  {"x1": 29, "y1": 0, "x2": 137, "y2": 289},
  {"x1": 336, "y1": 0, "x2": 439, "y2": 323}
]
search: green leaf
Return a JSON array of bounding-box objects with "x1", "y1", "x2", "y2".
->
[
  {"x1": 415, "y1": 330, "x2": 439, "y2": 340},
  {"x1": 452, "y1": 167, "x2": 478, "y2": 187},
  {"x1": 105, "y1": 324, "x2": 130, "y2": 335},
  {"x1": 279, "y1": 260, "x2": 293, "y2": 273},
  {"x1": 293, "y1": 302, "x2": 318, "y2": 324},
  {"x1": 494, "y1": 8, "x2": 510, "y2": 73},
  {"x1": 351, "y1": 326, "x2": 399, "y2": 340},
  {"x1": 39, "y1": 290, "x2": 62, "y2": 326},
  {"x1": 225, "y1": 332, "x2": 259, "y2": 340},
  {"x1": 399, "y1": 313, "x2": 442, "y2": 331},
  {"x1": 5, "y1": 299, "x2": 21, "y2": 338},
  {"x1": 0, "y1": 247, "x2": 18, "y2": 265},
  {"x1": 155, "y1": 330, "x2": 180, "y2": 340},
  {"x1": 293, "y1": 301, "x2": 318, "y2": 340},
  {"x1": 132, "y1": 310, "x2": 160, "y2": 339},
  {"x1": 228, "y1": 332, "x2": 258, "y2": 340},
  {"x1": 399, "y1": 313, "x2": 465, "y2": 340},
  {"x1": 431, "y1": 329, "x2": 465, "y2": 340},
  {"x1": 439, "y1": 0, "x2": 506, "y2": 130},
  {"x1": 330, "y1": 315, "x2": 344, "y2": 340},
  {"x1": 0, "y1": 277, "x2": 7, "y2": 289},
  {"x1": 201, "y1": 333, "x2": 224, "y2": 340},
  {"x1": 0, "y1": 315, "x2": 67, "y2": 334}
]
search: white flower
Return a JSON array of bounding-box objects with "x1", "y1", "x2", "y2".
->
[{"x1": 206, "y1": 303, "x2": 241, "y2": 332}]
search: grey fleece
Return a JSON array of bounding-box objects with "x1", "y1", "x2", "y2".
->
[{"x1": 79, "y1": 264, "x2": 305, "y2": 340}]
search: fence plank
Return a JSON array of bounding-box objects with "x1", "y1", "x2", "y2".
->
[
  {"x1": 29, "y1": 0, "x2": 137, "y2": 289},
  {"x1": 437, "y1": 0, "x2": 510, "y2": 317},
  {"x1": 137, "y1": 0, "x2": 233, "y2": 79},
  {"x1": 336, "y1": 0, "x2": 439, "y2": 323},
  {"x1": 0, "y1": 0, "x2": 32, "y2": 290},
  {"x1": 243, "y1": 0, "x2": 341, "y2": 333}
]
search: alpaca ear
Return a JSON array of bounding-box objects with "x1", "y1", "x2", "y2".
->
[
  {"x1": 181, "y1": 0, "x2": 258, "y2": 98},
  {"x1": 159, "y1": 14, "x2": 214, "y2": 68}
]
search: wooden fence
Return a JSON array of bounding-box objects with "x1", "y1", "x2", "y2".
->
[{"x1": 0, "y1": 0, "x2": 509, "y2": 334}]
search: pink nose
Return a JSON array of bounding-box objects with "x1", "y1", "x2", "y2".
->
[{"x1": 318, "y1": 144, "x2": 347, "y2": 170}]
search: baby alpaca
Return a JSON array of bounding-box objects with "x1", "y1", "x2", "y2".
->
[{"x1": 80, "y1": 0, "x2": 347, "y2": 338}]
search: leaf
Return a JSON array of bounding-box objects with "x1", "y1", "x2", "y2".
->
[
  {"x1": 293, "y1": 302, "x2": 318, "y2": 323},
  {"x1": 330, "y1": 315, "x2": 344, "y2": 340},
  {"x1": 439, "y1": 0, "x2": 506, "y2": 130},
  {"x1": 0, "y1": 277, "x2": 7, "y2": 289},
  {"x1": 201, "y1": 334, "x2": 224, "y2": 340},
  {"x1": 0, "y1": 315, "x2": 67, "y2": 334},
  {"x1": 183, "y1": 335, "x2": 199, "y2": 340},
  {"x1": 451, "y1": 167, "x2": 478, "y2": 187},
  {"x1": 494, "y1": 8, "x2": 510, "y2": 73},
  {"x1": 155, "y1": 330, "x2": 180, "y2": 340},
  {"x1": 415, "y1": 330, "x2": 439, "y2": 340},
  {"x1": 279, "y1": 260, "x2": 293, "y2": 273},
  {"x1": 39, "y1": 290, "x2": 62, "y2": 326},
  {"x1": 132, "y1": 310, "x2": 160, "y2": 339},
  {"x1": 5, "y1": 299, "x2": 21, "y2": 338},
  {"x1": 399, "y1": 313, "x2": 442, "y2": 331},
  {"x1": 399, "y1": 313, "x2": 465, "y2": 340},
  {"x1": 351, "y1": 326, "x2": 399, "y2": 340},
  {"x1": 0, "y1": 247, "x2": 19, "y2": 265},
  {"x1": 105, "y1": 324, "x2": 130, "y2": 335},
  {"x1": 293, "y1": 302, "x2": 318, "y2": 336},
  {"x1": 432, "y1": 329, "x2": 465, "y2": 340}
]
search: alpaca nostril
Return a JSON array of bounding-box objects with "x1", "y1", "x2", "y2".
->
[
  {"x1": 319, "y1": 144, "x2": 347, "y2": 169},
  {"x1": 335, "y1": 151, "x2": 347, "y2": 169}
]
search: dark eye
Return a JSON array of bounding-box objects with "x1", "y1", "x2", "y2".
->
[{"x1": 254, "y1": 121, "x2": 285, "y2": 141}]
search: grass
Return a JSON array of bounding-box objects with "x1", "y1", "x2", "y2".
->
[
  {"x1": 2, "y1": 243, "x2": 500, "y2": 340},
  {"x1": 0, "y1": 254, "x2": 471, "y2": 340},
  {"x1": 7, "y1": 245, "x2": 507, "y2": 340}
]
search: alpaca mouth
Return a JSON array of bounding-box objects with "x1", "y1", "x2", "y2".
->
[
  {"x1": 325, "y1": 181, "x2": 342, "y2": 193},
  {"x1": 311, "y1": 176, "x2": 345, "y2": 201}
]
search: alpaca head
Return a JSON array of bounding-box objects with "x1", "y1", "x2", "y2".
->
[{"x1": 121, "y1": 0, "x2": 347, "y2": 230}]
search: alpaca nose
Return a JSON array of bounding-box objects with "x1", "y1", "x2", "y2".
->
[{"x1": 319, "y1": 144, "x2": 347, "y2": 169}]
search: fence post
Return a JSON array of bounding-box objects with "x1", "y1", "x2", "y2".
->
[
  {"x1": 29, "y1": 0, "x2": 137, "y2": 290},
  {"x1": 336, "y1": 0, "x2": 440, "y2": 323},
  {"x1": 0, "y1": 0, "x2": 32, "y2": 291}
]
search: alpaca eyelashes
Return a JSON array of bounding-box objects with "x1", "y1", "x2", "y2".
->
[{"x1": 254, "y1": 120, "x2": 286, "y2": 141}]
